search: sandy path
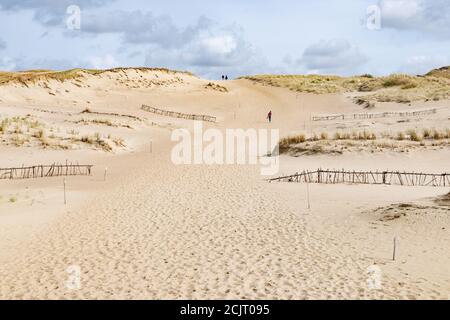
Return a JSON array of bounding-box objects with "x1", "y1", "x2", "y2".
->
[{"x1": 0, "y1": 139, "x2": 436, "y2": 300}]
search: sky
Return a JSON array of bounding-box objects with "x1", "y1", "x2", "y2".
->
[{"x1": 0, "y1": 0, "x2": 449, "y2": 79}]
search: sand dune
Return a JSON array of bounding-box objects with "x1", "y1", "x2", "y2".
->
[{"x1": 0, "y1": 68, "x2": 449, "y2": 299}]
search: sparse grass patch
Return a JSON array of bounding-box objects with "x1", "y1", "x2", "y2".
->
[
  {"x1": 320, "y1": 132, "x2": 328, "y2": 140},
  {"x1": 242, "y1": 72, "x2": 449, "y2": 103},
  {"x1": 279, "y1": 127, "x2": 448, "y2": 156},
  {"x1": 76, "y1": 133, "x2": 113, "y2": 152},
  {"x1": 32, "y1": 129, "x2": 45, "y2": 139},
  {"x1": 112, "y1": 137, "x2": 126, "y2": 147},
  {"x1": 407, "y1": 129, "x2": 422, "y2": 142},
  {"x1": 205, "y1": 82, "x2": 228, "y2": 92},
  {"x1": 382, "y1": 74, "x2": 415, "y2": 88},
  {"x1": 280, "y1": 134, "x2": 306, "y2": 145},
  {"x1": 74, "y1": 118, "x2": 133, "y2": 129}
]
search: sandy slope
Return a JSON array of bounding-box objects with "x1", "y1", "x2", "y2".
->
[
  {"x1": 1, "y1": 140, "x2": 446, "y2": 299},
  {"x1": 0, "y1": 69, "x2": 449, "y2": 299}
]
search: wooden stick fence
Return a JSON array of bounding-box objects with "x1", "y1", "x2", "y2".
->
[
  {"x1": 141, "y1": 105, "x2": 217, "y2": 123},
  {"x1": 269, "y1": 169, "x2": 449, "y2": 187},
  {"x1": 312, "y1": 108, "x2": 437, "y2": 121},
  {"x1": 0, "y1": 163, "x2": 93, "y2": 180}
]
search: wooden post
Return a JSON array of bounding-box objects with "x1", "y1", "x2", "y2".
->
[
  {"x1": 104, "y1": 167, "x2": 108, "y2": 181},
  {"x1": 393, "y1": 236, "x2": 397, "y2": 261},
  {"x1": 306, "y1": 182, "x2": 311, "y2": 210},
  {"x1": 63, "y1": 178, "x2": 67, "y2": 205}
]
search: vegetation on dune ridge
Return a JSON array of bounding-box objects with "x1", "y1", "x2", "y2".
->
[
  {"x1": 0, "y1": 67, "x2": 194, "y2": 86},
  {"x1": 278, "y1": 128, "x2": 450, "y2": 156},
  {"x1": 426, "y1": 66, "x2": 450, "y2": 79},
  {"x1": 240, "y1": 68, "x2": 450, "y2": 102}
]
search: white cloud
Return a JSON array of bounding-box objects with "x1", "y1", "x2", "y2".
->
[
  {"x1": 88, "y1": 54, "x2": 120, "y2": 69},
  {"x1": 381, "y1": 0, "x2": 421, "y2": 20},
  {"x1": 399, "y1": 55, "x2": 449, "y2": 75},
  {"x1": 0, "y1": 56, "x2": 16, "y2": 71},
  {"x1": 129, "y1": 18, "x2": 267, "y2": 78},
  {"x1": 184, "y1": 30, "x2": 254, "y2": 68},
  {"x1": 38, "y1": 7, "x2": 265, "y2": 76},
  {"x1": 77, "y1": 11, "x2": 214, "y2": 49},
  {"x1": 297, "y1": 39, "x2": 368, "y2": 75},
  {"x1": 200, "y1": 35, "x2": 237, "y2": 56},
  {"x1": 379, "y1": 0, "x2": 450, "y2": 37}
]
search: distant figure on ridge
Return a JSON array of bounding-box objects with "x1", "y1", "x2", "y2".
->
[
  {"x1": 225, "y1": 75, "x2": 228, "y2": 80},
  {"x1": 267, "y1": 110, "x2": 272, "y2": 123},
  {"x1": 221, "y1": 75, "x2": 224, "y2": 80}
]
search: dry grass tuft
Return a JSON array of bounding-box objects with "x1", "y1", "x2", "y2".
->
[
  {"x1": 278, "y1": 127, "x2": 449, "y2": 155},
  {"x1": 205, "y1": 82, "x2": 228, "y2": 92}
]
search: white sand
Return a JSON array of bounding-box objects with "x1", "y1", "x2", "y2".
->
[{"x1": 0, "y1": 69, "x2": 449, "y2": 299}]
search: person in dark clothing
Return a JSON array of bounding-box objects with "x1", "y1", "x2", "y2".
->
[
  {"x1": 221, "y1": 75, "x2": 224, "y2": 80},
  {"x1": 267, "y1": 110, "x2": 272, "y2": 123},
  {"x1": 225, "y1": 75, "x2": 228, "y2": 80}
]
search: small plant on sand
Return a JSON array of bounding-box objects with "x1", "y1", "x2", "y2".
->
[
  {"x1": 280, "y1": 134, "x2": 306, "y2": 145},
  {"x1": 320, "y1": 132, "x2": 328, "y2": 140},
  {"x1": 334, "y1": 132, "x2": 342, "y2": 140},
  {"x1": 11, "y1": 134, "x2": 28, "y2": 146},
  {"x1": 32, "y1": 129, "x2": 45, "y2": 139},
  {"x1": 279, "y1": 134, "x2": 306, "y2": 153},
  {"x1": 80, "y1": 135, "x2": 94, "y2": 144},
  {"x1": 29, "y1": 120, "x2": 41, "y2": 129},
  {"x1": 382, "y1": 74, "x2": 415, "y2": 88},
  {"x1": 344, "y1": 133, "x2": 352, "y2": 139},
  {"x1": 0, "y1": 119, "x2": 9, "y2": 133},
  {"x1": 397, "y1": 132, "x2": 405, "y2": 141},
  {"x1": 113, "y1": 137, "x2": 126, "y2": 147},
  {"x1": 39, "y1": 137, "x2": 50, "y2": 148},
  {"x1": 94, "y1": 132, "x2": 102, "y2": 142},
  {"x1": 78, "y1": 134, "x2": 112, "y2": 151},
  {"x1": 401, "y1": 82, "x2": 418, "y2": 90},
  {"x1": 407, "y1": 129, "x2": 422, "y2": 142},
  {"x1": 355, "y1": 130, "x2": 375, "y2": 140},
  {"x1": 12, "y1": 125, "x2": 23, "y2": 134},
  {"x1": 432, "y1": 130, "x2": 446, "y2": 140}
]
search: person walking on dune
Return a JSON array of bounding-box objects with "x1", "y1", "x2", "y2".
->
[{"x1": 267, "y1": 110, "x2": 272, "y2": 123}]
